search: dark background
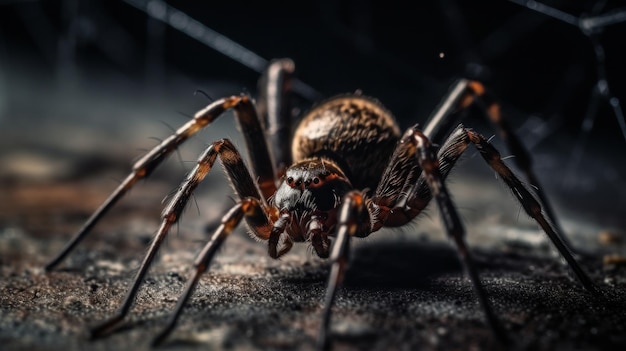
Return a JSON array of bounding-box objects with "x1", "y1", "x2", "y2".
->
[{"x1": 2, "y1": 0, "x2": 625, "y2": 134}]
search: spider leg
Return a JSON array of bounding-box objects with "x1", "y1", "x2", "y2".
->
[
  {"x1": 422, "y1": 79, "x2": 476, "y2": 142},
  {"x1": 90, "y1": 139, "x2": 273, "y2": 339},
  {"x1": 456, "y1": 128, "x2": 598, "y2": 294},
  {"x1": 408, "y1": 128, "x2": 509, "y2": 345},
  {"x1": 152, "y1": 197, "x2": 267, "y2": 346},
  {"x1": 367, "y1": 123, "x2": 598, "y2": 345},
  {"x1": 369, "y1": 124, "x2": 474, "y2": 228},
  {"x1": 371, "y1": 125, "x2": 509, "y2": 343},
  {"x1": 475, "y1": 87, "x2": 571, "y2": 252},
  {"x1": 411, "y1": 125, "x2": 597, "y2": 294},
  {"x1": 317, "y1": 191, "x2": 370, "y2": 351},
  {"x1": 257, "y1": 58, "x2": 296, "y2": 178},
  {"x1": 45, "y1": 95, "x2": 276, "y2": 271},
  {"x1": 423, "y1": 79, "x2": 571, "y2": 250}
]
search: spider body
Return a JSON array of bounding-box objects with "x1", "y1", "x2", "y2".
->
[
  {"x1": 44, "y1": 59, "x2": 598, "y2": 350},
  {"x1": 268, "y1": 95, "x2": 402, "y2": 258}
]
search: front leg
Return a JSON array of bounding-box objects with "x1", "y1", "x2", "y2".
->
[
  {"x1": 153, "y1": 197, "x2": 267, "y2": 346},
  {"x1": 369, "y1": 122, "x2": 471, "y2": 229},
  {"x1": 90, "y1": 139, "x2": 273, "y2": 339},
  {"x1": 318, "y1": 191, "x2": 372, "y2": 351},
  {"x1": 409, "y1": 128, "x2": 509, "y2": 345},
  {"x1": 374, "y1": 122, "x2": 597, "y2": 295},
  {"x1": 309, "y1": 124, "x2": 514, "y2": 349},
  {"x1": 389, "y1": 124, "x2": 599, "y2": 345},
  {"x1": 45, "y1": 94, "x2": 277, "y2": 271},
  {"x1": 412, "y1": 125, "x2": 598, "y2": 294},
  {"x1": 422, "y1": 79, "x2": 570, "y2": 250}
]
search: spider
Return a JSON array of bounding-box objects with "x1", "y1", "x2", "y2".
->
[{"x1": 44, "y1": 58, "x2": 598, "y2": 349}]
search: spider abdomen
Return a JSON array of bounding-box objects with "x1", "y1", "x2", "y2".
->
[{"x1": 292, "y1": 95, "x2": 401, "y2": 189}]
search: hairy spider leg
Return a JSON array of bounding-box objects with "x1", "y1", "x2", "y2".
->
[
  {"x1": 411, "y1": 123, "x2": 599, "y2": 308},
  {"x1": 391, "y1": 124, "x2": 597, "y2": 293},
  {"x1": 152, "y1": 197, "x2": 267, "y2": 346},
  {"x1": 368, "y1": 126, "x2": 508, "y2": 345},
  {"x1": 410, "y1": 128, "x2": 509, "y2": 344},
  {"x1": 318, "y1": 123, "x2": 599, "y2": 348},
  {"x1": 408, "y1": 123, "x2": 599, "y2": 296},
  {"x1": 90, "y1": 139, "x2": 274, "y2": 338},
  {"x1": 256, "y1": 58, "x2": 296, "y2": 178},
  {"x1": 44, "y1": 95, "x2": 276, "y2": 271},
  {"x1": 477, "y1": 92, "x2": 572, "y2": 252},
  {"x1": 423, "y1": 79, "x2": 573, "y2": 250},
  {"x1": 317, "y1": 191, "x2": 367, "y2": 351},
  {"x1": 86, "y1": 59, "x2": 299, "y2": 341},
  {"x1": 426, "y1": 125, "x2": 595, "y2": 294},
  {"x1": 313, "y1": 127, "x2": 507, "y2": 349},
  {"x1": 458, "y1": 128, "x2": 597, "y2": 293}
]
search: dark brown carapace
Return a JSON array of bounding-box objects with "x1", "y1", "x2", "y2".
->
[
  {"x1": 272, "y1": 95, "x2": 400, "y2": 258},
  {"x1": 44, "y1": 59, "x2": 599, "y2": 350}
]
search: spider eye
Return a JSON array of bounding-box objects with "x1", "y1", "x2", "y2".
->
[
  {"x1": 313, "y1": 177, "x2": 320, "y2": 184},
  {"x1": 287, "y1": 177, "x2": 294, "y2": 184}
]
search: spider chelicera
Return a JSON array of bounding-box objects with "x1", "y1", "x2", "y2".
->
[{"x1": 44, "y1": 58, "x2": 598, "y2": 349}]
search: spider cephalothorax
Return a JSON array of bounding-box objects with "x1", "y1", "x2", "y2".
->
[
  {"x1": 271, "y1": 158, "x2": 353, "y2": 258},
  {"x1": 44, "y1": 58, "x2": 599, "y2": 349}
]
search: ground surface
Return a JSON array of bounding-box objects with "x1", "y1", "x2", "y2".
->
[{"x1": 1, "y1": 169, "x2": 626, "y2": 351}]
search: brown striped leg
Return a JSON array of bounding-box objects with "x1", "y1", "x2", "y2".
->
[
  {"x1": 317, "y1": 191, "x2": 370, "y2": 351},
  {"x1": 45, "y1": 94, "x2": 276, "y2": 271},
  {"x1": 152, "y1": 197, "x2": 267, "y2": 346},
  {"x1": 476, "y1": 89, "x2": 572, "y2": 251},
  {"x1": 256, "y1": 58, "x2": 296, "y2": 178},
  {"x1": 370, "y1": 80, "x2": 489, "y2": 230},
  {"x1": 422, "y1": 79, "x2": 571, "y2": 251},
  {"x1": 410, "y1": 125, "x2": 597, "y2": 294},
  {"x1": 409, "y1": 128, "x2": 509, "y2": 345},
  {"x1": 422, "y1": 79, "x2": 477, "y2": 142},
  {"x1": 90, "y1": 139, "x2": 272, "y2": 339},
  {"x1": 370, "y1": 123, "x2": 472, "y2": 230},
  {"x1": 461, "y1": 129, "x2": 598, "y2": 294}
]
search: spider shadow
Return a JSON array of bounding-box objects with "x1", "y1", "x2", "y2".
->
[
  {"x1": 340, "y1": 236, "x2": 536, "y2": 290},
  {"x1": 342, "y1": 238, "x2": 465, "y2": 289}
]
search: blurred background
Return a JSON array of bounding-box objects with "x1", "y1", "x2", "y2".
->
[{"x1": 1, "y1": 0, "x2": 625, "y2": 240}]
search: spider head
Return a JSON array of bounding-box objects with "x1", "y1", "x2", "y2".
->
[{"x1": 272, "y1": 158, "x2": 352, "y2": 253}]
